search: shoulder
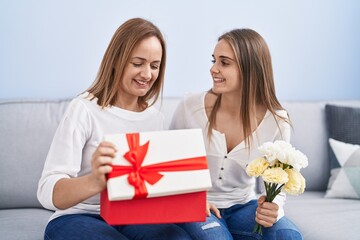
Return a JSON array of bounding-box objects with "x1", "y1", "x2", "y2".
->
[
  {"x1": 170, "y1": 91, "x2": 208, "y2": 130},
  {"x1": 274, "y1": 109, "x2": 289, "y2": 119},
  {"x1": 272, "y1": 109, "x2": 291, "y2": 133},
  {"x1": 182, "y1": 91, "x2": 206, "y2": 106},
  {"x1": 263, "y1": 109, "x2": 290, "y2": 129},
  {"x1": 65, "y1": 96, "x2": 87, "y2": 116},
  {"x1": 62, "y1": 93, "x2": 97, "y2": 123},
  {"x1": 176, "y1": 91, "x2": 207, "y2": 115},
  {"x1": 273, "y1": 109, "x2": 291, "y2": 141}
]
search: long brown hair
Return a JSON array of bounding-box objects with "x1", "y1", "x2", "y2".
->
[
  {"x1": 86, "y1": 18, "x2": 166, "y2": 108},
  {"x1": 207, "y1": 28, "x2": 289, "y2": 147}
]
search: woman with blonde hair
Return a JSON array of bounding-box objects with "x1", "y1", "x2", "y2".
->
[
  {"x1": 38, "y1": 18, "x2": 192, "y2": 240},
  {"x1": 171, "y1": 28, "x2": 303, "y2": 239}
]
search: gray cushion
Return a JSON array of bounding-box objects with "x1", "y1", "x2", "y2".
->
[
  {"x1": 285, "y1": 191, "x2": 360, "y2": 240},
  {"x1": 0, "y1": 99, "x2": 70, "y2": 208},
  {"x1": 282, "y1": 101, "x2": 330, "y2": 191},
  {"x1": 0, "y1": 208, "x2": 53, "y2": 240}
]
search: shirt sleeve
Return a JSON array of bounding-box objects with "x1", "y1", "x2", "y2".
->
[
  {"x1": 37, "y1": 99, "x2": 90, "y2": 210},
  {"x1": 276, "y1": 110, "x2": 291, "y2": 143}
]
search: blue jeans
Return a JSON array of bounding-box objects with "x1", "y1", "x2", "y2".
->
[
  {"x1": 178, "y1": 200, "x2": 303, "y2": 240},
  {"x1": 44, "y1": 214, "x2": 192, "y2": 240}
]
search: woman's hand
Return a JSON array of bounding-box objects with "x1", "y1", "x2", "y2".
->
[
  {"x1": 89, "y1": 141, "x2": 117, "y2": 192},
  {"x1": 206, "y1": 202, "x2": 222, "y2": 219},
  {"x1": 255, "y1": 195, "x2": 279, "y2": 228}
]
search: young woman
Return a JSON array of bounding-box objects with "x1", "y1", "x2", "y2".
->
[
  {"x1": 171, "y1": 29, "x2": 303, "y2": 239},
  {"x1": 37, "y1": 18, "x2": 191, "y2": 240}
]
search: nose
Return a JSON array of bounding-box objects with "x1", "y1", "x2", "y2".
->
[
  {"x1": 140, "y1": 65, "x2": 152, "y2": 80},
  {"x1": 210, "y1": 65, "x2": 220, "y2": 75}
]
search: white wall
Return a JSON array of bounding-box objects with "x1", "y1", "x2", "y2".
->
[{"x1": 1, "y1": 0, "x2": 359, "y2": 101}]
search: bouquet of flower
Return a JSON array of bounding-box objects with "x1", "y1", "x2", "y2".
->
[{"x1": 246, "y1": 140, "x2": 308, "y2": 235}]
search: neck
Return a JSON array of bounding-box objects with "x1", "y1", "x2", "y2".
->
[
  {"x1": 115, "y1": 96, "x2": 143, "y2": 112},
  {"x1": 219, "y1": 93, "x2": 266, "y2": 119},
  {"x1": 219, "y1": 93, "x2": 242, "y2": 115}
]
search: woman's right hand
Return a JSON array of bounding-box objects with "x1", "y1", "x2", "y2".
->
[
  {"x1": 207, "y1": 202, "x2": 222, "y2": 219},
  {"x1": 89, "y1": 141, "x2": 117, "y2": 192}
]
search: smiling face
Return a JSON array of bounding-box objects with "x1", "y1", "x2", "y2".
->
[
  {"x1": 210, "y1": 39, "x2": 241, "y2": 95},
  {"x1": 118, "y1": 36, "x2": 163, "y2": 104}
]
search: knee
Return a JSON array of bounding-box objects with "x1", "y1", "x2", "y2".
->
[
  {"x1": 179, "y1": 220, "x2": 233, "y2": 240},
  {"x1": 198, "y1": 221, "x2": 233, "y2": 240}
]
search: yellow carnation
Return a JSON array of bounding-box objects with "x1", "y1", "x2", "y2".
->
[
  {"x1": 283, "y1": 168, "x2": 306, "y2": 195},
  {"x1": 262, "y1": 167, "x2": 288, "y2": 184},
  {"x1": 246, "y1": 157, "x2": 269, "y2": 177}
]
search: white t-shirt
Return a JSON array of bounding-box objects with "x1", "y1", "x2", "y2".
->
[
  {"x1": 169, "y1": 92, "x2": 290, "y2": 219},
  {"x1": 37, "y1": 93, "x2": 164, "y2": 221}
]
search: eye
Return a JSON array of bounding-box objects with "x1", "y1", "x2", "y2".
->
[
  {"x1": 150, "y1": 64, "x2": 159, "y2": 70},
  {"x1": 221, "y1": 60, "x2": 230, "y2": 66},
  {"x1": 211, "y1": 59, "x2": 216, "y2": 64},
  {"x1": 132, "y1": 62, "x2": 142, "y2": 67}
]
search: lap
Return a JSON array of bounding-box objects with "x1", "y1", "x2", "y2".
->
[
  {"x1": 45, "y1": 214, "x2": 128, "y2": 240},
  {"x1": 223, "y1": 201, "x2": 303, "y2": 240},
  {"x1": 168, "y1": 200, "x2": 303, "y2": 240},
  {"x1": 45, "y1": 214, "x2": 192, "y2": 240},
  {"x1": 119, "y1": 223, "x2": 192, "y2": 240}
]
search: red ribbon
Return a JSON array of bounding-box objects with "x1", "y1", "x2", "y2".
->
[{"x1": 107, "y1": 133, "x2": 208, "y2": 199}]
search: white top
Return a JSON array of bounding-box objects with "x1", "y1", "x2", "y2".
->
[
  {"x1": 37, "y1": 93, "x2": 164, "y2": 221},
  {"x1": 169, "y1": 92, "x2": 290, "y2": 219}
]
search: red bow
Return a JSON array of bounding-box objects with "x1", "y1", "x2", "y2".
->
[{"x1": 107, "y1": 133, "x2": 208, "y2": 199}]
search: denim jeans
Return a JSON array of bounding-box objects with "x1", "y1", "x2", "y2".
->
[
  {"x1": 178, "y1": 200, "x2": 303, "y2": 240},
  {"x1": 44, "y1": 214, "x2": 192, "y2": 240}
]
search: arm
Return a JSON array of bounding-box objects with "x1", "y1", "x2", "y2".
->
[
  {"x1": 52, "y1": 142, "x2": 115, "y2": 209},
  {"x1": 37, "y1": 99, "x2": 113, "y2": 210},
  {"x1": 256, "y1": 110, "x2": 291, "y2": 226}
]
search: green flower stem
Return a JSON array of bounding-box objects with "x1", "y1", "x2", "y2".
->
[{"x1": 253, "y1": 222, "x2": 263, "y2": 235}]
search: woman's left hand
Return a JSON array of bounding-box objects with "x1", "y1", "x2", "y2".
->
[
  {"x1": 206, "y1": 202, "x2": 222, "y2": 219},
  {"x1": 255, "y1": 195, "x2": 278, "y2": 228}
]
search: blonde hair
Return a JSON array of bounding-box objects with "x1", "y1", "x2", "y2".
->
[
  {"x1": 87, "y1": 18, "x2": 166, "y2": 108},
  {"x1": 207, "y1": 28, "x2": 289, "y2": 147}
]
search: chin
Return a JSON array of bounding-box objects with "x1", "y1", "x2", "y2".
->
[
  {"x1": 136, "y1": 92, "x2": 148, "y2": 97},
  {"x1": 133, "y1": 87, "x2": 151, "y2": 96},
  {"x1": 211, "y1": 87, "x2": 223, "y2": 94}
]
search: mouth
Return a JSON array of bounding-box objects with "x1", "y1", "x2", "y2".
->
[
  {"x1": 134, "y1": 79, "x2": 150, "y2": 86},
  {"x1": 213, "y1": 77, "x2": 225, "y2": 83}
]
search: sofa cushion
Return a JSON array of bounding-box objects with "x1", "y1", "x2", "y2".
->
[
  {"x1": 282, "y1": 101, "x2": 330, "y2": 191},
  {"x1": 325, "y1": 105, "x2": 360, "y2": 199},
  {"x1": 325, "y1": 139, "x2": 360, "y2": 199},
  {"x1": 285, "y1": 191, "x2": 360, "y2": 240},
  {"x1": 0, "y1": 99, "x2": 70, "y2": 209},
  {"x1": 0, "y1": 208, "x2": 53, "y2": 240}
]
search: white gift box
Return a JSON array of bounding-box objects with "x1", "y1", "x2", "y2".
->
[{"x1": 104, "y1": 128, "x2": 212, "y2": 201}]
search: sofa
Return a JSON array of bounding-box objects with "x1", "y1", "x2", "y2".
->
[{"x1": 1, "y1": 97, "x2": 360, "y2": 240}]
